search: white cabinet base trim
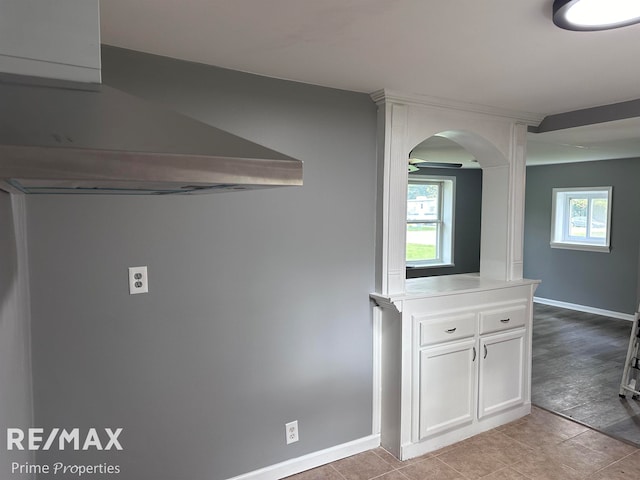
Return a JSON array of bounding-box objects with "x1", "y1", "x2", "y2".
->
[{"x1": 401, "y1": 403, "x2": 530, "y2": 461}]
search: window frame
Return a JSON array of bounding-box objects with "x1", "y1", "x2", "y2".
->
[
  {"x1": 406, "y1": 175, "x2": 455, "y2": 268},
  {"x1": 550, "y1": 186, "x2": 612, "y2": 253}
]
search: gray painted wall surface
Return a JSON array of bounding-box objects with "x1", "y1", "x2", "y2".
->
[
  {"x1": 0, "y1": 193, "x2": 33, "y2": 479},
  {"x1": 407, "y1": 168, "x2": 482, "y2": 279},
  {"x1": 523, "y1": 159, "x2": 640, "y2": 314},
  {"x1": 27, "y1": 47, "x2": 377, "y2": 479}
]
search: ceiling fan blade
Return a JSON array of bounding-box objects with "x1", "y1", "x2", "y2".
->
[{"x1": 415, "y1": 162, "x2": 463, "y2": 169}]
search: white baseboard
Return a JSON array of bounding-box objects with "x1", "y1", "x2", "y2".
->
[
  {"x1": 225, "y1": 434, "x2": 380, "y2": 480},
  {"x1": 534, "y1": 297, "x2": 635, "y2": 322}
]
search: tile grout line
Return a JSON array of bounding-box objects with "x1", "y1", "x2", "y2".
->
[
  {"x1": 369, "y1": 447, "x2": 428, "y2": 472},
  {"x1": 587, "y1": 449, "x2": 640, "y2": 477},
  {"x1": 430, "y1": 454, "x2": 475, "y2": 480},
  {"x1": 435, "y1": 444, "x2": 511, "y2": 480},
  {"x1": 477, "y1": 465, "x2": 534, "y2": 480},
  {"x1": 328, "y1": 464, "x2": 348, "y2": 480},
  {"x1": 370, "y1": 447, "x2": 462, "y2": 479},
  {"x1": 369, "y1": 448, "x2": 403, "y2": 472}
]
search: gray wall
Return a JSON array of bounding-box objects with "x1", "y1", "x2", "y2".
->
[
  {"x1": 27, "y1": 47, "x2": 377, "y2": 479},
  {"x1": 407, "y1": 168, "x2": 482, "y2": 278},
  {"x1": 0, "y1": 193, "x2": 34, "y2": 479},
  {"x1": 524, "y1": 158, "x2": 640, "y2": 314}
]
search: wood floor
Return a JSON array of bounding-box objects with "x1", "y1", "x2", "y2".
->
[{"x1": 532, "y1": 303, "x2": 640, "y2": 446}]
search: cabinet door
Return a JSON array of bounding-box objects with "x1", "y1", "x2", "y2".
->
[
  {"x1": 418, "y1": 338, "x2": 476, "y2": 439},
  {"x1": 478, "y1": 329, "x2": 525, "y2": 419}
]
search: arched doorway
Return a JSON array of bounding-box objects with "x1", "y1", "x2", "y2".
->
[{"x1": 371, "y1": 92, "x2": 528, "y2": 295}]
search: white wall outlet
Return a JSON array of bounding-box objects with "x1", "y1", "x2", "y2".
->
[
  {"x1": 128, "y1": 266, "x2": 149, "y2": 294},
  {"x1": 285, "y1": 420, "x2": 299, "y2": 444}
]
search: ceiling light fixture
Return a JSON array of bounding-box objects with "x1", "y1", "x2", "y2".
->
[{"x1": 553, "y1": 0, "x2": 640, "y2": 31}]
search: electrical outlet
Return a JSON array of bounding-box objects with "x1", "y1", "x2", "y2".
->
[
  {"x1": 285, "y1": 420, "x2": 299, "y2": 444},
  {"x1": 128, "y1": 266, "x2": 149, "y2": 294}
]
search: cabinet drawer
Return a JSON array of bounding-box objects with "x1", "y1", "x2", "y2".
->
[
  {"x1": 419, "y1": 312, "x2": 476, "y2": 347},
  {"x1": 479, "y1": 304, "x2": 526, "y2": 335}
]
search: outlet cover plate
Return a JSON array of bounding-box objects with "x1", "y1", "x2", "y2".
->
[
  {"x1": 128, "y1": 266, "x2": 149, "y2": 294},
  {"x1": 285, "y1": 420, "x2": 299, "y2": 444}
]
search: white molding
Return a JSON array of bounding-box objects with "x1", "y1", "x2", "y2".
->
[
  {"x1": 224, "y1": 435, "x2": 380, "y2": 480},
  {"x1": 372, "y1": 307, "x2": 382, "y2": 435},
  {"x1": 380, "y1": 102, "x2": 410, "y2": 295},
  {"x1": 549, "y1": 242, "x2": 610, "y2": 253},
  {"x1": 370, "y1": 89, "x2": 544, "y2": 126},
  {"x1": 534, "y1": 297, "x2": 635, "y2": 322},
  {"x1": 370, "y1": 294, "x2": 403, "y2": 313},
  {"x1": 507, "y1": 123, "x2": 527, "y2": 281}
]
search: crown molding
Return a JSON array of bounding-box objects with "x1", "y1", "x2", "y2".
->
[{"x1": 370, "y1": 89, "x2": 544, "y2": 127}]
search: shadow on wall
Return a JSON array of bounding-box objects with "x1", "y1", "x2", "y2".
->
[{"x1": 0, "y1": 192, "x2": 18, "y2": 317}]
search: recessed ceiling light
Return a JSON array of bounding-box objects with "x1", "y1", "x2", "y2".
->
[{"x1": 553, "y1": 0, "x2": 640, "y2": 31}]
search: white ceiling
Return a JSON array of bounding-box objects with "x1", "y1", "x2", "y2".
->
[
  {"x1": 528, "y1": 117, "x2": 640, "y2": 165},
  {"x1": 100, "y1": 0, "x2": 640, "y2": 165}
]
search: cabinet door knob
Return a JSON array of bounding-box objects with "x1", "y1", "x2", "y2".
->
[
  {"x1": 445, "y1": 327, "x2": 457, "y2": 333},
  {"x1": 472, "y1": 347, "x2": 476, "y2": 362},
  {"x1": 500, "y1": 318, "x2": 511, "y2": 323},
  {"x1": 483, "y1": 344, "x2": 488, "y2": 359}
]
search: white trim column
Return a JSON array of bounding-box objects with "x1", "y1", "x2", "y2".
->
[{"x1": 507, "y1": 122, "x2": 528, "y2": 281}]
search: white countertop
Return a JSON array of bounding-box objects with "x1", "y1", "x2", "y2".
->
[{"x1": 371, "y1": 273, "x2": 540, "y2": 304}]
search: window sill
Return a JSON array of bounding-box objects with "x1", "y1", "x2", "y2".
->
[
  {"x1": 407, "y1": 263, "x2": 455, "y2": 269},
  {"x1": 550, "y1": 242, "x2": 610, "y2": 253}
]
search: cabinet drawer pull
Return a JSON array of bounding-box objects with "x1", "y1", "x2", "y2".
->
[
  {"x1": 472, "y1": 347, "x2": 476, "y2": 362},
  {"x1": 484, "y1": 344, "x2": 488, "y2": 359},
  {"x1": 445, "y1": 327, "x2": 457, "y2": 333},
  {"x1": 500, "y1": 318, "x2": 511, "y2": 323}
]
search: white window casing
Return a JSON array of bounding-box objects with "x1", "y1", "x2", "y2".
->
[
  {"x1": 550, "y1": 186, "x2": 612, "y2": 253},
  {"x1": 407, "y1": 176, "x2": 455, "y2": 267}
]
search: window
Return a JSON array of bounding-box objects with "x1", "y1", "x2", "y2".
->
[
  {"x1": 406, "y1": 176, "x2": 455, "y2": 267},
  {"x1": 550, "y1": 186, "x2": 612, "y2": 252}
]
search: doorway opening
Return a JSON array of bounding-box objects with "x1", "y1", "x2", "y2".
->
[{"x1": 406, "y1": 135, "x2": 484, "y2": 279}]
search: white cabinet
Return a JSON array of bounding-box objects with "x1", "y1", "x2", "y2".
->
[
  {"x1": 478, "y1": 328, "x2": 525, "y2": 419},
  {"x1": 416, "y1": 304, "x2": 526, "y2": 442},
  {"x1": 418, "y1": 338, "x2": 476, "y2": 439},
  {"x1": 372, "y1": 275, "x2": 539, "y2": 460}
]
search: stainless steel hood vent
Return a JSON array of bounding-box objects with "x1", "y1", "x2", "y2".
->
[{"x1": 0, "y1": 74, "x2": 303, "y2": 195}]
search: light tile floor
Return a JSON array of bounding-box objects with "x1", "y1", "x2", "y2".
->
[{"x1": 285, "y1": 407, "x2": 640, "y2": 480}]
